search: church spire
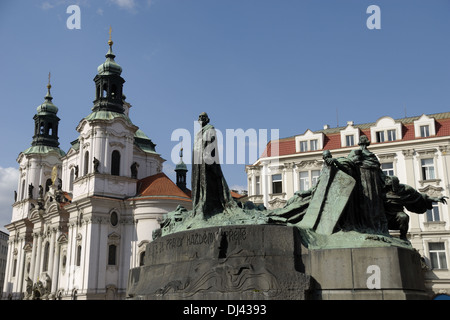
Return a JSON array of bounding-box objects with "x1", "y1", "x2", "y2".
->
[
  {"x1": 31, "y1": 73, "x2": 60, "y2": 148},
  {"x1": 175, "y1": 145, "x2": 188, "y2": 191},
  {"x1": 92, "y1": 26, "x2": 125, "y2": 113}
]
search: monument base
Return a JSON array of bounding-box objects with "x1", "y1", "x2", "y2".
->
[{"x1": 126, "y1": 225, "x2": 430, "y2": 300}]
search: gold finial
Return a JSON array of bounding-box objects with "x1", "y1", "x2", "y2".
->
[
  {"x1": 108, "y1": 25, "x2": 113, "y2": 46},
  {"x1": 47, "y1": 72, "x2": 51, "y2": 89}
]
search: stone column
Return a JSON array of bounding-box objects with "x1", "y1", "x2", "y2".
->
[
  {"x1": 15, "y1": 237, "x2": 25, "y2": 297},
  {"x1": 261, "y1": 161, "x2": 269, "y2": 208},
  {"x1": 2, "y1": 238, "x2": 13, "y2": 298},
  {"x1": 33, "y1": 232, "x2": 43, "y2": 281},
  {"x1": 51, "y1": 234, "x2": 61, "y2": 297},
  {"x1": 47, "y1": 228, "x2": 56, "y2": 280},
  {"x1": 29, "y1": 233, "x2": 38, "y2": 282}
]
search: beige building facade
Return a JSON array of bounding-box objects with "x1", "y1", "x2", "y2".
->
[{"x1": 246, "y1": 112, "x2": 450, "y2": 297}]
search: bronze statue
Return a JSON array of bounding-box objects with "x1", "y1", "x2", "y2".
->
[{"x1": 191, "y1": 112, "x2": 236, "y2": 218}]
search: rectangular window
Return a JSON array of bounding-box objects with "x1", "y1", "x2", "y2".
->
[
  {"x1": 345, "y1": 135, "x2": 354, "y2": 147},
  {"x1": 310, "y1": 139, "x2": 318, "y2": 151},
  {"x1": 429, "y1": 242, "x2": 448, "y2": 269},
  {"x1": 311, "y1": 170, "x2": 320, "y2": 187},
  {"x1": 376, "y1": 131, "x2": 385, "y2": 143},
  {"x1": 387, "y1": 129, "x2": 396, "y2": 141},
  {"x1": 421, "y1": 158, "x2": 435, "y2": 180},
  {"x1": 381, "y1": 162, "x2": 394, "y2": 176},
  {"x1": 420, "y1": 125, "x2": 430, "y2": 138},
  {"x1": 108, "y1": 244, "x2": 117, "y2": 266},
  {"x1": 255, "y1": 176, "x2": 260, "y2": 195},
  {"x1": 272, "y1": 174, "x2": 283, "y2": 194},
  {"x1": 300, "y1": 141, "x2": 308, "y2": 152},
  {"x1": 427, "y1": 203, "x2": 440, "y2": 222},
  {"x1": 299, "y1": 171, "x2": 309, "y2": 191}
]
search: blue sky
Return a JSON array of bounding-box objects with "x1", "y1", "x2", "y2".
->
[{"x1": 0, "y1": 0, "x2": 450, "y2": 232}]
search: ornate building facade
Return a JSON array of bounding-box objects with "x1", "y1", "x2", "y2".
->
[
  {"x1": 2, "y1": 36, "x2": 192, "y2": 300},
  {"x1": 246, "y1": 112, "x2": 450, "y2": 297}
]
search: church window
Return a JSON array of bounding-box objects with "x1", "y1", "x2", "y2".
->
[
  {"x1": 48, "y1": 123, "x2": 53, "y2": 136},
  {"x1": 84, "y1": 151, "x2": 90, "y2": 175},
  {"x1": 13, "y1": 258, "x2": 17, "y2": 277},
  {"x1": 108, "y1": 244, "x2": 117, "y2": 265},
  {"x1": 111, "y1": 84, "x2": 117, "y2": 99},
  {"x1": 21, "y1": 180, "x2": 26, "y2": 200},
  {"x1": 76, "y1": 245, "x2": 82, "y2": 266},
  {"x1": 69, "y1": 168, "x2": 74, "y2": 191},
  {"x1": 111, "y1": 150, "x2": 121, "y2": 176},
  {"x1": 102, "y1": 83, "x2": 108, "y2": 98},
  {"x1": 96, "y1": 85, "x2": 100, "y2": 100},
  {"x1": 110, "y1": 211, "x2": 118, "y2": 227},
  {"x1": 43, "y1": 242, "x2": 50, "y2": 272}
]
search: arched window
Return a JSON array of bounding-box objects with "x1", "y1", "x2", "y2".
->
[
  {"x1": 76, "y1": 245, "x2": 82, "y2": 266},
  {"x1": 111, "y1": 84, "x2": 117, "y2": 99},
  {"x1": 48, "y1": 123, "x2": 53, "y2": 136},
  {"x1": 43, "y1": 242, "x2": 50, "y2": 272},
  {"x1": 84, "y1": 151, "x2": 89, "y2": 175},
  {"x1": 108, "y1": 244, "x2": 117, "y2": 265},
  {"x1": 21, "y1": 180, "x2": 26, "y2": 200},
  {"x1": 111, "y1": 150, "x2": 120, "y2": 176}
]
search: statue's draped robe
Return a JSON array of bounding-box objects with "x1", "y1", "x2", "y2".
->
[
  {"x1": 385, "y1": 183, "x2": 434, "y2": 215},
  {"x1": 191, "y1": 124, "x2": 235, "y2": 217}
]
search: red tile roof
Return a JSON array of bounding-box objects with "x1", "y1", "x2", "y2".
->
[
  {"x1": 132, "y1": 172, "x2": 192, "y2": 202},
  {"x1": 258, "y1": 113, "x2": 450, "y2": 159}
]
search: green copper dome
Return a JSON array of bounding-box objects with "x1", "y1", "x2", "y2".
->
[
  {"x1": 37, "y1": 85, "x2": 58, "y2": 115},
  {"x1": 97, "y1": 45, "x2": 122, "y2": 76}
]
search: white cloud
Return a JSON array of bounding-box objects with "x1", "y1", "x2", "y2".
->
[
  {"x1": 229, "y1": 184, "x2": 247, "y2": 193},
  {"x1": 97, "y1": 8, "x2": 104, "y2": 15},
  {"x1": 41, "y1": 1, "x2": 55, "y2": 10},
  {"x1": 110, "y1": 0, "x2": 136, "y2": 10},
  {"x1": 0, "y1": 167, "x2": 19, "y2": 233}
]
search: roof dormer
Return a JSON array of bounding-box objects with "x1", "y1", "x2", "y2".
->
[
  {"x1": 340, "y1": 121, "x2": 361, "y2": 147},
  {"x1": 370, "y1": 116, "x2": 402, "y2": 143},
  {"x1": 413, "y1": 114, "x2": 436, "y2": 138},
  {"x1": 295, "y1": 129, "x2": 324, "y2": 153}
]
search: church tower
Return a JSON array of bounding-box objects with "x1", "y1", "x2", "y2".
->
[
  {"x1": 92, "y1": 27, "x2": 125, "y2": 114},
  {"x1": 69, "y1": 28, "x2": 139, "y2": 201},
  {"x1": 15, "y1": 75, "x2": 65, "y2": 206}
]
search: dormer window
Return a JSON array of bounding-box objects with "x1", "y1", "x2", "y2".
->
[
  {"x1": 414, "y1": 114, "x2": 436, "y2": 138},
  {"x1": 295, "y1": 130, "x2": 324, "y2": 153},
  {"x1": 370, "y1": 116, "x2": 401, "y2": 143},
  {"x1": 420, "y1": 125, "x2": 430, "y2": 137},
  {"x1": 340, "y1": 121, "x2": 360, "y2": 147}
]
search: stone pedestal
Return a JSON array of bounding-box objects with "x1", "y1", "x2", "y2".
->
[
  {"x1": 127, "y1": 225, "x2": 429, "y2": 300},
  {"x1": 304, "y1": 246, "x2": 430, "y2": 300},
  {"x1": 127, "y1": 225, "x2": 311, "y2": 300}
]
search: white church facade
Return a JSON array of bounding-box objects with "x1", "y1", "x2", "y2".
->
[{"x1": 2, "y1": 36, "x2": 191, "y2": 300}]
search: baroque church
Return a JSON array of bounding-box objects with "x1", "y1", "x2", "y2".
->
[{"x1": 2, "y1": 34, "x2": 192, "y2": 300}]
